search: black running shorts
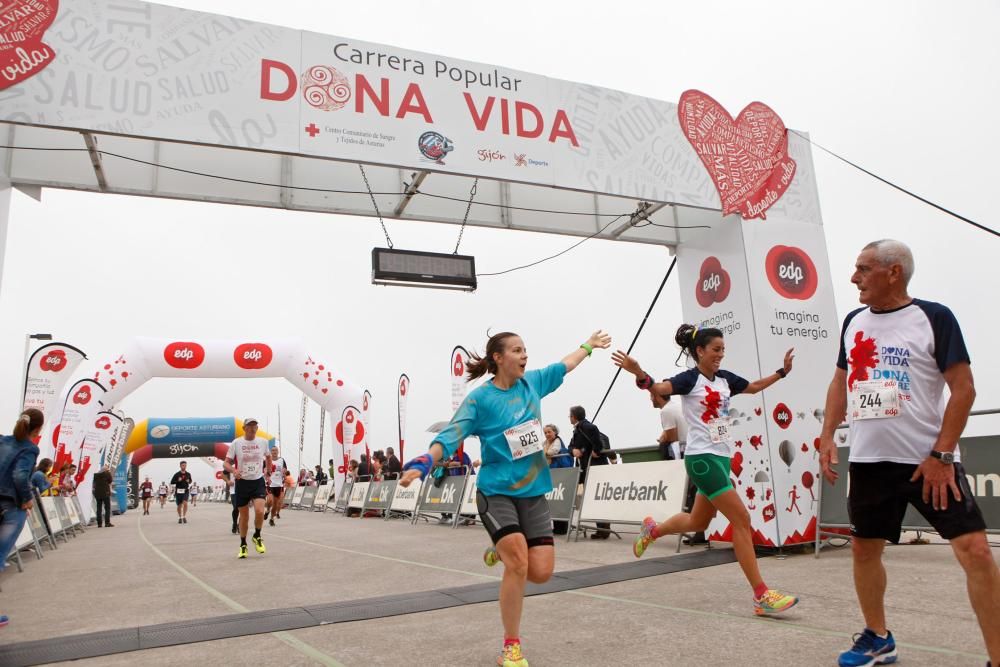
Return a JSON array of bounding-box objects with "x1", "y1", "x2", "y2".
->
[
  {"x1": 848, "y1": 461, "x2": 986, "y2": 542},
  {"x1": 476, "y1": 492, "x2": 554, "y2": 548},
  {"x1": 233, "y1": 478, "x2": 267, "y2": 508},
  {"x1": 268, "y1": 486, "x2": 283, "y2": 498}
]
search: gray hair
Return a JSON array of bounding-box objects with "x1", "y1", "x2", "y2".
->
[
  {"x1": 545, "y1": 423, "x2": 559, "y2": 436},
  {"x1": 863, "y1": 239, "x2": 914, "y2": 285}
]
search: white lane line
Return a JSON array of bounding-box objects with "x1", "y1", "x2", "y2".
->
[{"x1": 137, "y1": 514, "x2": 344, "y2": 667}]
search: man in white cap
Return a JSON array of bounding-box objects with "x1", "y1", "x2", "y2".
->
[{"x1": 224, "y1": 418, "x2": 272, "y2": 559}]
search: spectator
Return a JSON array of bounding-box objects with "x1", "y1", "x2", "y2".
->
[
  {"x1": 384, "y1": 448, "x2": 402, "y2": 479},
  {"x1": 59, "y1": 463, "x2": 78, "y2": 496},
  {"x1": 357, "y1": 453, "x2": 372, "y2": 479},
  {"x1": 305, "y1": 470, "x2": 316, "y2": 486},
  {"x1": 372, "y1": 456, "x2": 384, "y2": 480},
  {"x1": 328, "y1": 458, "x2": 337, "y2": 481},
  {"x1": 92, "y1": 465, "x2": 114, "y2": 527},
  {"x1": 652, "y1": 392, "x2": 686, "y2": 461},
  {"x1": 0, "y1": 408, "x2": 44, "y2": 626},
  {"x1": 543, "y1": 425, "x2": 572, "y2": 468},
  {"x1": 32, "y1": 458, "x2": 53, "y2": 494},
  {"x1": 569, "y1": 405, "x2": 610, "y2": 539},
  {"x1": 348, "y1": 459, "x2": 359, "y2": 481},
  {"x1": 313, "y1": 465, "x2": 328, "y2": 486},
  {"x1": 297, "y1": 468, "x2": 308, "y2": 486}
]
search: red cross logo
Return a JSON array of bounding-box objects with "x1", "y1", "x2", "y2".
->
[{"x1": 305, "y1": 123, "x2": 320, "y2": 137}]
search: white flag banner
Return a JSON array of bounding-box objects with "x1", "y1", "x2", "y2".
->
[
  {"x1": 104, "y1": 415, "x2": 134, "y2": 473},
  {"x1": 450, "y1": 346, "x2": 470, "y2": 413},
  {"x1": 52, "y1": 379, "x2": 106, "y2": 477},
  {"x1": 22, "y1": 342, "x2": 86, "y2": 457},
  {"x1": 361, "y1": 389, "x2": 372, "y2": 457},
  {"x1": 75, "y1": 410, "x2": 124, "y2": 521},
  {"x1": 298, "y1": 393, "x2": 308, "y2": 474},
  {"x1": 397, "y1": 374, "x2": 410, "y2": 460}
]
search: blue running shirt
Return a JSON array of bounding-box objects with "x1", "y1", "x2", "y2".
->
[{"x1": 432, "y1": 362, "x2": 566, "y2": 498}]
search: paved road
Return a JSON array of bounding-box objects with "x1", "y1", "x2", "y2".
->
[{"x1": 1, "y1": 500, "x2": 992, "y2": 665}]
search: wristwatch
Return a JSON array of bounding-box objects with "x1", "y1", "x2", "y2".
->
[{"x1": 929, "y1": 450, "x2": 955, "y2": 464}]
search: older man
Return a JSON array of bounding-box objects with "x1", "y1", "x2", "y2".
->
[
  {"x1": 92, "y1": 465, "x2": 114, "y2": 527},
  {"x1": 819, "y1": 239, "x2": 998, "y2": 667}
]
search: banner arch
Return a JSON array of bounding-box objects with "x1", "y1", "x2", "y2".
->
[
  {"x1": 126, "y1": 417, "x2": 276, "y2": 456},
  {"x1": 130, "y1": 442, "x2": 232, "y2": 467},
  {"x1": 76, "y1": 337, "x2": 362, "y2": 427}
]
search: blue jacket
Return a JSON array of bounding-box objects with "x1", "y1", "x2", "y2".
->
[{"x1": 0, "y1": 435, "x2": 40, "y2": 506}]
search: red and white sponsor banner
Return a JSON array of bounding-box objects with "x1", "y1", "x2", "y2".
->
[
  {"x1": 397, "y1": 374, "x2": 410, "y2": 460},
  {"x1": 0, "y1": 1, "x2": 825, "y2": 217},
  {"x1": 52, "y1": 379, "x2": 106, "y2": 481},
  {"x1": 450, "y1": 346, "x2": 470, "y2": 413},
  {"x1": 22, "y1": 342, "x2": 86, "y2": 454},
  {"x1": 677, "y1": 217, "x2": 838, "y2": 545},
  {"x1": 74, "y1": 410, "x2": 125, "y2": 521},
  {"x1": 335, "y1": 404, "x2": 363, "y2": 492},
  {"x1": 361, "y1": 389, "x2": 372, "y2": 455},
  {"x1": 83, "y1": 337, "x2": 361, "y2": 425}
]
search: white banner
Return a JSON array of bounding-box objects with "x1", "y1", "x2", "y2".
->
[
  {"x1": 390, "y1": 479, "x2": 421, "y2": 513},
  {"x1": 313, "y1": 483, "x2": 332, "y2": 508},
  {"x1": 450, "y1": 346, "x2": 470, "y2": 413},
  {"x1": 0, "y1": 0, "x2": 827, "y2": 216},
  {"x1": 103, "y1": 414, "x2": 133, "y2": 473},
  {"x1": 22, "y1": 342, "x2": 86, "y2": 456},
  {"x1": 397, "y1": 374, "x2": 410, "y2": 460},
  {"x1": 459, "y1": 474, "x2": 478, "y2": 515},
  {"x1": 52, "y1": 379, "x2": 106, "y2": 476},
  {"x1": 578, "y1": 461, "x2": 687, "y2": 524},
  {"x1": 677, "y1": 216, "x2": 838, "y2": 546},
  {"x1": 348, "y1": 481, "x2": 370, "y2": 509},
  {"x1": 298, "y1": 393, "x2": 308, "y2": 472},
  {"x1": 75, "y1": 410, "x2": 122, "y2": 521}
]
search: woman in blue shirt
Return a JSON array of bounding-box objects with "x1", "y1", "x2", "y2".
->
[
  {"x1": 0, "y1": 408, "x2": 44, "y2": 628},
  {"x1": 31, "y1": 458, "x2": 53, "y2": 494},
  {"x1": 400, "y1": 329, "x2": 611, "y2": 667}
]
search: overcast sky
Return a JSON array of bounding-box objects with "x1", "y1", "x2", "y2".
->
[{"x1": 1, "y1": 0, "x2": 997, "y2": 487}]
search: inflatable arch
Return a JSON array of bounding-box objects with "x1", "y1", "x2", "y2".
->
[
  {"x1": 83, "y1": 337, "x2": 362, "y2": 421},
  {"x1": 126, "y1": 417, "x2": 276, "y2": 456},
  {"x1": 130, "y1": 442, "x2": 232, "y2": 467}
]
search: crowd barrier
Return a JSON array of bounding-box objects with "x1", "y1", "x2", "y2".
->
[
  {"x1": 4, "y1": 493, "x2": 86, "y2": 575},
  {"x1": 815, "y1": 434, "x2": 1000, "y2": 555}
]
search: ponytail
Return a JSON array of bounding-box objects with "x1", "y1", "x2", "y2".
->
[
  {"x1": 466, "y1": 331, "x2": 519, "y2": 381},
  {"x1": 13, "y1": 408, "x2": 43, "y2": 441},
  {"x1": 674, "y1": 324, "x2": 724, "y2": 365}
]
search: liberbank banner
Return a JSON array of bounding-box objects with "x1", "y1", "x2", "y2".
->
[{"x1": 0, "y1": 0, "x2": 818, "y2": 212}]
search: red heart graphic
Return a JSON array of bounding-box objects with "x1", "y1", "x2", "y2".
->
[
  {"x1": 730, "y1": 451, "x2": 744, "y2": 477},
  {"x1": 321, "y1": 388, "x2": 328, "y2": 394},
  {"x1": 754, "y1": 407, "x2": 762, "y2": 416},
  {"x1": 678, "y1": 90, "x2": 796, "y2": 219},
  {"x1": 734, "y1": 440, "x2": 743, "y2": 448},
  {"x1": 0, "y1": 0, "x2": 59, "y2": 92}
]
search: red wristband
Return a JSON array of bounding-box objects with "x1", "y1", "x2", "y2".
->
[{"x1": 636, "y1": 374, "x2": 654, "y2": 390}]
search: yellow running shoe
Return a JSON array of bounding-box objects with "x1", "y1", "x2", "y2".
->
[
  {"x1": 484, "y1": 545, "x2": 501, "y2": 567},
  {"x1": 753, "y1": 589, "x2": 798, "y2": 616},
  {"x1": 237, "y1": 544, "x2": 248, "y2": 559},
  {"x1": 497, "y1": 642, "x2": 528, "y2": 667},
  {"x1": 633, "y1": 516, "x2": 657, "y2": 558},
  {"x1": 252, "y1": 536, "x2": 266, "y2": 554}
]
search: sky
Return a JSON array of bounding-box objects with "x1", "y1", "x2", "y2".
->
[{"x1": 1, "y1": 0, "x2": 998, "y2": 487}]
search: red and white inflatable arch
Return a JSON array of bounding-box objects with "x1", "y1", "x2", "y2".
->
[{"x1": 86, "y1": 337, "x2": 363, "y2": 416}]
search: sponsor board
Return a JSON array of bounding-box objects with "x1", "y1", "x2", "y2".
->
[{"x1": 578, "y1": 461, "x2": 686, "y2": 524}]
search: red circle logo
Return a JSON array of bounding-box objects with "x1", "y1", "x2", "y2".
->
[
  {"x1": 164, "y1": 342, "x2": 206, "y2": 369},
  {"x1": 233, "y1": 343, "x2": 273, "y2": 370},
  {"x1": 73, "y1": 385, "x2": 92, "y2": 405},
  {"x1": 695, "y1": 256, "x2": 731, "y2": 307},
  {"x1": 94, "y1": 415, "x2": 112, "y2": 430},
  {"x1": 765, "y1": 245, "x2": 817, "y2": 300},
  {"x1": 772, "y1": 402, "x2": 793, "y2": 430},
  {"x1": 39, "y1": 349, "x2": 68, "y2": 372}
]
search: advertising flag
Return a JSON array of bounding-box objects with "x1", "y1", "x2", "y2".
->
[
  {"x1": 22, "y1": 342, "x2": 86, "y2": 455},
  {"x1": 397, "y1": 374, "x2": 410, "y2": 460}
]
